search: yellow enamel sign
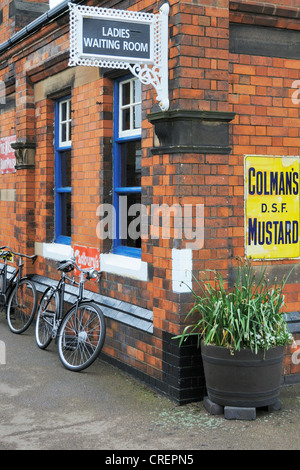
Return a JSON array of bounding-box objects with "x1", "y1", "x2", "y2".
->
[{"x1": 245, "y1": 156, "x2": 300, "y2": 259}]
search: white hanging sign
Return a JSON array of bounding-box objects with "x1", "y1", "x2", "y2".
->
[{"x1": 68, "y1": 2, "x2": 169, "y2": 111}]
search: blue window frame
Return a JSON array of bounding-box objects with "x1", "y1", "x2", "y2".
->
[
  {"x1": 113, "y1": 77, "x2": 142, "y2": 258},
  {"x1": 54, "y1": 96, "x2": 72, "y2": 245}
]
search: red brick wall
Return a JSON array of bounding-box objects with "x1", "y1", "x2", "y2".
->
[
  {"x1": 0, "y1": 0, "x2": 300, "y2": 400},
  {"x1": 0, "y1": 1, "x2": 13, "y2": 44},
  {"x1": 168, "y1": 0, "x2": 230, "y2": 112},
  {"x1": 0, "y1": 0, "x2": 49, "y2": 44},
  {"x1": 229, "y1": 10, "x2": 300, "y2": 312},
  {"x1": 0, "y1": 90, "x2": 18, "y2": 253}
]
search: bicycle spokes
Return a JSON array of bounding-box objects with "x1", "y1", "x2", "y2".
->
[
  {"x1": 35, "y1": 287, "x2": 59, "y2": 349},
  {"x1": 8, "y1": 280, "x2": 36, "y2": 333},
  {"x1": 58, "y1": 304, "x2": 104, "y2": 371},
  {"x1": 63, "y1": 307, "x2": 100, "y2": 348}
]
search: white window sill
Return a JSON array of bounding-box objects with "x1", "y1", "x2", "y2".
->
[
  {"x1": 42, "y1": 243, "x2": 73, "y2": 261},
  {"x1": 35, "y1": 245, "x2": 148, "y2": 281},
  {"x1": 100, "y1": 253, "x2": 148, "y2": 281}
]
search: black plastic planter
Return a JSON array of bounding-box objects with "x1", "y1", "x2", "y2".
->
[{"x1": 201, "y1": 341, "x2": 284, "y2": 408}]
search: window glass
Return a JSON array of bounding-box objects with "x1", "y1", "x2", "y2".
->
[
  {"x1": 119, "y1": 193, "x2": 141, "y2": 249},
  {"x1": 59, "y1": 149, "x2": 71, "y2": 188},
  {"x1": 122, "y1": 81, "x2": 131, "y2": 106},
  {"x1": 122, "y1": 107, "x2": 131, "y2": 132},
  {"x1": 119, "y1": 78, "x2": 142, "y2": 138},
  {"x1": 59, "y1": 192, "x2": 72, "y2": 238},
  {"x1": 114, "y1": 77, "x2": 142, "y2": 256},
  {"x1": 120, "y1": 141, "x2": 141, "y2": 188},
  {"x1": 134, "y1": 104, "x2": 142, "y2": 130},
  {"x1": 59, "y1": 99, "x2": 71, "y2": 146},
  {"x1": 55, "y1": 97, "x2": 72, "y2": 244}
]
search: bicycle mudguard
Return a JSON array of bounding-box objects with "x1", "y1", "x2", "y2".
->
[{"x1": 61, "y1": 298, "x2": 101, "y2": 317}]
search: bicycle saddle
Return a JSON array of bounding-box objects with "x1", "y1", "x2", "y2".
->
[{"x1": 57, "y1": 260, "x2": 74, "y2": 273}]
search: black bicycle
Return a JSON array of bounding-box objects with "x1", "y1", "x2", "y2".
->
[
  {"x1": 0, "y1": 246, "x2": 38, "y2": 334},
  {"x1": 35, "y1": 257, "x2": 106, "y2": 372}
]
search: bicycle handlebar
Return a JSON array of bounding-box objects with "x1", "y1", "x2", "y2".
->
[
  {"x1": 57, "y1": 257, "x2": 101, "y2": 279},
  {"x1": 0, "y1": 246, "x2": 37, "y2": 263}
]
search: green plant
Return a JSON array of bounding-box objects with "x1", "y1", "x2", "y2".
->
[{"x1": 176, "y1": 258, "x2": 294, "y2": 353}]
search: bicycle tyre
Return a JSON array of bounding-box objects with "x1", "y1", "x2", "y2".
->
[
  {"x1": 7, "y1": 278, "x2": 37, "y2": 334},
  {"x1": 35, "y1": 286, "x2": 59, "y2": 349},
  {"x1": 58, "y1": 301, "x2": 106, "y2": 372}
]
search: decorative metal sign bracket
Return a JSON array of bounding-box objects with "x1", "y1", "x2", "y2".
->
[{"x1": 69, "y1": 2, "x2": 169, "y2": 111}]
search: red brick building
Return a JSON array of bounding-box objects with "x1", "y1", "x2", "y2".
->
[{"x1": 0, "y1": 0, "x2": 300, "y2": 403}]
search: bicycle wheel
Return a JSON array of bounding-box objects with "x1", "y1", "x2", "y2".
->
[
  {"x1": 7, "y1": 278, "x2": 37, "y2": 334},
  {"x1": 35, "y1": 287, "x2": 59, "y2": 349},
  {"x1": 58, "y1": 302, "x2": 106, "y2": 372}
]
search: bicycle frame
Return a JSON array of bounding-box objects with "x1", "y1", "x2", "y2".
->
[
  {"x1": 36, "y1": 256, "x2": 104, "y2": 371},
  {"x1": 48, "y1": 267, "x2": 92, "y2": 340},
  {"x1": 0, "y1": 246, "x2": 37, "y2": 308},
  {"x1": 0, "y1": 255, "x2": 21, "y2": 306}
]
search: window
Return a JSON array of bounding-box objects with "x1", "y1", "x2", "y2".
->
[
  {"x1": 55, "y1": 96, "x2": 72, "y2": 244},
  {"x1": 113, "y1": 77, "x2": 142, "y2": 257},
  {"x1": 119, "y1": 78, "x2": 142, "y2": 138}
]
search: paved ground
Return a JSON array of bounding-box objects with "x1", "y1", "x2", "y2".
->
[{"x1": 0, "y1": 313, "x2": 300, "y2": 452}]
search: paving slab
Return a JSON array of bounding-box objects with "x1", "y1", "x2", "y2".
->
[{"x1": 0, "y1": 315, "x2": 300, "y2": 451}]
